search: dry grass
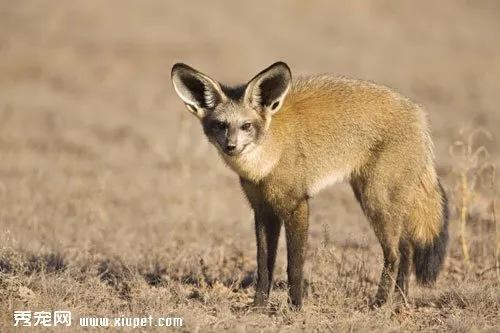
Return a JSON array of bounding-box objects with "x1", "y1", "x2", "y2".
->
[
  {"x1": 449, "y1": 126, "x2": 497, "y2": 265},
  {"x1": 1, "y1": 1, "x2": 500, "y2": 332}
]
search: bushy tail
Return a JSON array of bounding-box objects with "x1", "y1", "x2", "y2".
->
[{"x1": 413, "y1": 181, "x2": 449, "y2": 285}]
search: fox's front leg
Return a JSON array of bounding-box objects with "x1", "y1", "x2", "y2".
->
[
  {"x1": 240, "y1": 179, "x2": 282, "y2": 307},
  {"x1": 253, "y1": 203, "x2": 282, "y2": 306},
  {"x1": 283, "y1": 199, "x2": 309, "y2": 310}
]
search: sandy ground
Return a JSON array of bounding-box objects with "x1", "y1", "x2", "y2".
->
[{"x1": 0, "y1": 0, "x2": 499, "y2": 332}]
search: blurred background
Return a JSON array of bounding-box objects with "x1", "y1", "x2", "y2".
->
[{"x1": 0, "y1": 0, "x2": 499, "y2": 330}]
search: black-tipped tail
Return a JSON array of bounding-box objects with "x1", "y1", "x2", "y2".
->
[{"x1": 413, "y1": 181, "x2": 449, "y2": 285}]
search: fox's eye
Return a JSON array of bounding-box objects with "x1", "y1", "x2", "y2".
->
[
  {"x1": 241, "y1": 122, "x2": 252, "y2": 131},
  {"x1": 214, "y1": 121, "x2": 227, "y2": 130}
]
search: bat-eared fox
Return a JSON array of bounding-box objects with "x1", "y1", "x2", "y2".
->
[{"x1": 171, "y1": 61, "x2": 449, "y2": 310}]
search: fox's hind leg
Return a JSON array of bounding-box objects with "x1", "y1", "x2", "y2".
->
[
  {"x1": 371, "y1": 223, "x2": 401, "y2": 308},
  {"x1": 351, "y1": 178, "x2": 403, "y2": 308},
  {"x1": 395, "y1": 239, "x2": 413, "y2": 305}
]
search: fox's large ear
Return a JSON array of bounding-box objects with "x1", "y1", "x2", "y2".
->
[
  {"x1": 244, "y1": 61, "x2": 291, "y2": 116},
  {"x1": 171, "y1": 63, "x2": 227, "y2": 118}
]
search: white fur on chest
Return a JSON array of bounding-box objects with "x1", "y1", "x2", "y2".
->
[
  {"x1": 307, "y1": 170, "x2": 348, "y2": 196},
  {"x1": 223, "y1": 146, "x2": 278, "y2": 182}
]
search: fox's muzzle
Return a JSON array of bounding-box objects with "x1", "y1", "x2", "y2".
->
[
  {"x1": 225, "y1": 144, "x2": 237, "y2": 155},
  {"x1": 222, "y1": 141, "x2": 248, "y2": 156}
]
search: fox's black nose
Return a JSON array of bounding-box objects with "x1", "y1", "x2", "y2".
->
[{"x1": 226, "y1": 144, "x2": 236, "y2": 152}]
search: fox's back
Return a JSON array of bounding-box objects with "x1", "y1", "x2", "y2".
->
[
  {"x1": 265, "y1": 75, "x2": 435, "y2": 195},
  {"x1": 276, "y1": 75, "x2": 428, "y2": 147}
]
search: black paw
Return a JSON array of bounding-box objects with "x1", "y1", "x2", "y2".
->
[{"x1": 369, "y1": 298, "x2": 386, "y2": 310}]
